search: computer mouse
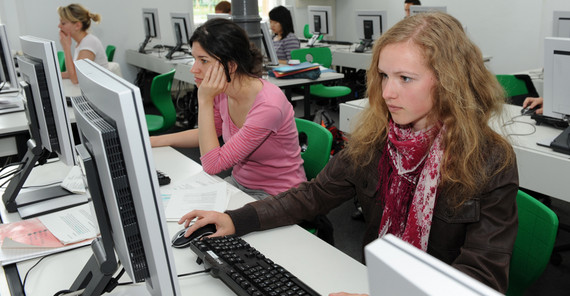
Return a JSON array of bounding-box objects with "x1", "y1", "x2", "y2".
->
[
  {"x1": 521, "y1": 106, "x2": 539, "y2": 115},
  {"x1": 171, "y1": 224, "x2": 216, "y2": 248}
]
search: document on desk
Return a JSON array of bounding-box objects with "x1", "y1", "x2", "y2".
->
[
  {"x1": 0, "y1": 204, "x2": 97, "y2": 265},
  {"x1": 164, "y1": 175, "x2": 228, "y2": 221}
]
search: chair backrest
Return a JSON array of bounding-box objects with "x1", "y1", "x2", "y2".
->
[
  {"x1": 295, "y1": 118, "x2": 333, "y2": 180},
  {"x1": 150, "y1": 69, "x2": 177, "y2": 131},
  {"x1": 57, "y1": 51, "x2": 66, "y2": 72},
  {"x1": 290, "y1": 47, "x2": 333, "y2": 68},
  {"x1": 303, "y1": 24, "x2": 323, "y2": 41},
  {"x1": 506, "y1": 190, "x2": 559, "y2": 296},
  {"x1": 106, "y1": 45, "x2": 116, "y2": 62}
]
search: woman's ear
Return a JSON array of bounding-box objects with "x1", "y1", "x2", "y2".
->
[
  {"x1": 226, "y1": 61, "x2": 238, "y2": 82},
  {"x1": 73, "y1": 21, "x2": 83, "y2": 33},
  {"x1": 228, "y1": 61, "x2": 238, "y2": 74}
]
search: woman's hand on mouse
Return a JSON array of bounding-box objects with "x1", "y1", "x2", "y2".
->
[
  {"x1": 522, "y1": 97, "x2": 544, "y2": 115},
  {"x1": 179, "y1": 210, "x2": 235, "y2": 238}
]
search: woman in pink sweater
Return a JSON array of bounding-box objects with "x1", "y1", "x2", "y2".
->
[{"x1": 151, "y1": 19, "x2": 306, "y2": 199}]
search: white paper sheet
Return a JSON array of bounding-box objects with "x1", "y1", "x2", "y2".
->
[{"x1": 164, "y1": 182, "x2": 228, "y2": 221}]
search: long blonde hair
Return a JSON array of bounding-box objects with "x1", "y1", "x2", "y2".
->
[
  {"x1": 346, "y1": 12, "x2": 514, "y2": 205},
  {"x1": 57, "y1": 3, "x2": 101, "y2": 32}
]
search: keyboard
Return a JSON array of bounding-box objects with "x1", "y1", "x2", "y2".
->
[
  {"x1": 531, "y1": 114, "x2": 569, "y2": 129},
  {"x1": 190, "y1": 235, "x2": 320, "y2": 296}
]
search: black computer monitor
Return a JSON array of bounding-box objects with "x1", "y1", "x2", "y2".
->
[
  {"x1": 139, "y1": 8, "x2": 161, "y2": 53},
  {"x1": 166, "y1": 12, "x2": 193, "y2": 60},
  {"x1": 2, "y1": 35, "x2": 82, "y2": 218},
  {"x1": 307, "y1": 5, "x2": 332, "y2": 47},
  {"x1": 542, "y1": 37, "x2": 570, "y2": 155},
  {"x1": 354, "y1": 10, "x2": 387, "y2": 53},
  {"x1": 69, "y1": 59, "x2": 180, "y2": 295},
  {"x1": 0, "y1": 24, "x2": 18, "y2": 93},
  {"x1": 260, "y1": 21, "x2": 279, "y2": 66},
  {"x1": 553, "y1": 11, "x2": 570, "y2": 38}
]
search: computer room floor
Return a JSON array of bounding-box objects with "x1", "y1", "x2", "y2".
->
[{"x1": 158, "y1": 99, "x2": 570, "y2": 296}]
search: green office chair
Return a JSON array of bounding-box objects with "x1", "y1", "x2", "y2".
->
[
  {"x1": 145, "y1": 69, "x2": 177, "y2": 135},
  {"x1": 295, "y1": 118, "x2": 333, "y2": 180},
  {"x1": 496, "y1": 74, "x2": 539, "y2": 106},
  {"x1": 57, "y1": 51, "x2": 66, "y2": 72},
  {"x1": 506, "y1": 190, "x2": 559, "y2": 296},
  {"x1": 106, "y1": 45, "x2": 116, "y2": 62},
  {"x1": 303, "y1": 24, "x2": 323, "y2": 41},
  {"x1": 290, "y1": 47, "x2": 352, "y2": 117},
  {"x1": 295, "y1": 118, "x2": 334, "y2": 242}
]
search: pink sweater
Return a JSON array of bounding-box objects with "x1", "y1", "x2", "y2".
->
[{"x1": 200, "y1": 79, "x2": 306, "y2": 195}]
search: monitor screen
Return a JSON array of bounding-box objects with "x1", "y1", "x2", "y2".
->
[
  {"x1": 355, "y1": 10, "x2": 387, "y2": 41},
  {"x1": 2, "y1": 35, "x2": 80, "y2": 218},
  {"x1": 260, "y1": 21, "x2": 279, "y2": 66},
  {"x1": 70, "y1": 59, "x2": 180, "y2": 295},
  {"x1": 410, "y1": 6, "x2": 447, "y2": 16},
  {"x1": 542, "y1": 37, "x2": 570, "y2": 154},
  {"x1": 553, "y1": 11, "x2": 570, "y2": 38},
  {"x1": 308, "y1": 5, "x2": 332, "y2": 36},
  {"x1": 166, "y1": 12, "x2": 193, "y2": 60},
  {"x1": 0, "y1": 24, "x2": 19, "y2": 93},
  {"x1": 207, "y1": 13, "x2": 232, "y2": 20},
  {"x1": 365, "y1": 234, "x2": 503, "y2": 296},
  {"x1": 139, "y1": 8, "x2": 161, "y2": 53}
]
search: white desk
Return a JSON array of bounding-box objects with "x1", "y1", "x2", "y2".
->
[
  {"x1": 127, "y1": 49, "x2": 346, "y2": 119},
  {"x1": 491, "y1": 104, "x2": 570, "y2": 202},
  {"x1": 1, "y1": 146, "x2": 368, "y2": 295},
  {"x1": 339, "y1": 99, "x2": 570, "y2": 202}
]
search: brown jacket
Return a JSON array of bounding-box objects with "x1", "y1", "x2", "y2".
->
[{"x1": 227, "y1": 147, "x2": 519, "y2": 293}]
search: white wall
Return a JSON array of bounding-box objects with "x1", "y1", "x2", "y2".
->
[
  {"x1": 333, "y1": 0, "x2": 570, "y2": 75},
  {"x1": 3, "y1": 0, "x2": 570, "y2": 80},
  {"x1": 0, "y1": 0, "x2": 193, "y2": 83}
]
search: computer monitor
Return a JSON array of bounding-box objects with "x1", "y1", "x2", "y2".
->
[
  {"x1": 410, "y1": 6, "x2": 447, "y2": 16},
  {"x1": 166, "y1": 12, "x2": 193, "y2": 60},
  {"x1": 2, "y1": 35, "x2": 83, "y2": 219},
  {"x1": 553, "y1": 11, "x2": 570, "y2": 38},
  {"x1": 542, "y1": 37, "x2": 570, "y2": 154},
  {"x1": 139, "y1": 8, "x2": 161, "y2": 53},
  {"x1": 365, "y1": 234, "x2": 503, "y2": 296},
  {"x1": 69, "y1": 59, "x2": 180, "y2": 295},
  {"x1": 0, "y1": 24, "x2": 18, "y2": 93},
  {"x1": 260, "y1": 21, "x2": 279, "y2": 66},
  {"x1": 354, "y1": 10, "x2": 387, "y2": 53},
  {"x1": 207, "y1": 13, "x2": 232, "y2": 20},
  {"x1": 307, "y1": 5, "x2": 332, "y2": 47}
]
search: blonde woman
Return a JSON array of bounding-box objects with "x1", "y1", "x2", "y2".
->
[
  {"x1": 58, "y1": 3, "x2": 108, "y2": 84},
  {"x1": 180, "y1": 12, "x2": 518, "y2": 295}
]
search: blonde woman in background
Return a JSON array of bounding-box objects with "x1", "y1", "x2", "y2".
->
[{"x1": 58, "y1": 3, "x2": 108, "y2": 84}]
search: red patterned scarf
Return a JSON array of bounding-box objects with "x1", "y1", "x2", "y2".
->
[{"x1": 377, "y1": 120, "x2": 444, "y2": 251}]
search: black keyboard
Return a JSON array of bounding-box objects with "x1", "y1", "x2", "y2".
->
[
  {"x1": 157, "y1": 170, "x2": 171, "y2": 186},
  {"x1": 531, "y1": 114, "x2": 569, "y2": 129},
  {"x1": 190, "y1": 235, "x2": 320, "y2": 296}
]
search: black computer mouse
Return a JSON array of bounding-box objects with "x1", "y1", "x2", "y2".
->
[
  {"x1": 171, "y1": 224, "x2": 217, "y2": 248},
  {"x1": 521, "y1": 106, "x2": 539, "y2": 115}
]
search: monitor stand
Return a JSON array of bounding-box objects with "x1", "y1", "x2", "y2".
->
[
  {"x1": 307, "y1": 34, "x2": 321, "y2": 47},
  {"x1": 2, "y1": 140, "x2": 89, "y2": 219},
  {"x1": 138, "y1": 36, "x2": 152, "y2": 53},
  {"x1": 354, "y1": 39, "x2": 372, "y2": 53}
]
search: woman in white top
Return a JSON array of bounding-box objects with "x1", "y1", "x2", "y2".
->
[{"x1": 58, "y1": 3, "x2": 108, "y2": 84}]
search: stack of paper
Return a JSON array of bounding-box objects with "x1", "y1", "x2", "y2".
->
[{"x1": 0, "y1": 204, "x2": 98, "y2": 265}]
